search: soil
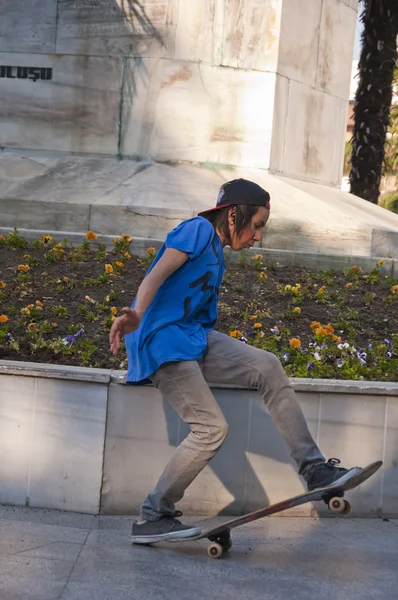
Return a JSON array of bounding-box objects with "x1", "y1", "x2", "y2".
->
[{"x1": 0, "y1": 240, "x2": 397, "y2": 373}]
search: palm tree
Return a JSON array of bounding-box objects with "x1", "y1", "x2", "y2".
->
[
  {"x1": 384, "y1": 66, "x2": 398, "y2": 176},
  {"x1": 349, "y1": 0, "x2": 398, "y2": 203}
]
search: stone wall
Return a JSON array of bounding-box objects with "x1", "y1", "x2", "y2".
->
[
  {"x1": 0, "y1": 0, "x2": 358, "y2": 184},
  {"x1": 1, "y1": 360, "x2": 397, "y2": 518}
]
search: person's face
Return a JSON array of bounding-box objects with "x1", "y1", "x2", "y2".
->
[{"x1": 228, "y1": 206, "x2": 270, "y2": 250}]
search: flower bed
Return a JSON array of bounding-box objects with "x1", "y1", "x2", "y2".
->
[{"x1": 0, "y1": 230, "x2": 398, "y2": 381}]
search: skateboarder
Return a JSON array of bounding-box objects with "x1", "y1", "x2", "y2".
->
[{"x1": 109, "y1": 178, "x2": 360, "y2": 545}]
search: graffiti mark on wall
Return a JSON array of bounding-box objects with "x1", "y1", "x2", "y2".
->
[{"x1": 0, "y1": 66, "x2": 53, "y2": 82}]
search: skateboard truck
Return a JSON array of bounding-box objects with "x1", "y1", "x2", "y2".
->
[{"x1": 207, "y1": 528, "x2": 232, "y2": 558}]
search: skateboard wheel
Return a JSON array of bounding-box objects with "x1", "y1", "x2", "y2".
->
[
  {"x1": 328, "y1": 496, "x2": 346, "y2": 513},
  {"x1": 208, "y1": 543, "x2": 223, "y2": 559},
  {"x1": 342, "y1": 500, "x2": 351, "y2": 515}
]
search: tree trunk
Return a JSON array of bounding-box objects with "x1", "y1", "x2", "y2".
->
[{"x1": 350, "y1": 0, "x2": 398, "y2": 204}]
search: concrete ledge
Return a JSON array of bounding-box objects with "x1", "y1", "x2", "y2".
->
[
  {"x1": 0, "y1": 360, "x2": 111, "y2": 383},
  {"x1": 1, "y1": 360, "x2": 397, "y2": 518},
  {"x1": 0, "y1": 226, "x2": 394, "y2": 274}
]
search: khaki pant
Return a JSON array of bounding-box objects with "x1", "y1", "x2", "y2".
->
[{"x1": 141, "y1": 330, "x2": 324, "y2": 521}]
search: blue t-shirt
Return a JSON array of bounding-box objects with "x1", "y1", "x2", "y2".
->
[{"x1": 125, "y1": 217, "x2": 225, "y2": 384}]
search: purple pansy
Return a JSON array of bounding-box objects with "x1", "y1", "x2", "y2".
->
[{"x1": 62, "y1": 328, "x2": 84, "y2": 347}]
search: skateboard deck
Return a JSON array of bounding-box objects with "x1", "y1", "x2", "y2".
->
[{"x1": 167, "y1": 460, "x2": 382, "y2": 558}]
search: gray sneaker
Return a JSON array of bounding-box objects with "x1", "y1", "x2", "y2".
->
[
  {"x1": 131, "y1": 512, "x2": 201, "y2": 545},
  {"x1": 306, "y1": 458, "x2": 361, "y2": 492}
]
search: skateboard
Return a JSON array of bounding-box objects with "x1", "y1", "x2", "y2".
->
[{"x1": 167, "y1": 461, "x2": 382, "y2": 558}]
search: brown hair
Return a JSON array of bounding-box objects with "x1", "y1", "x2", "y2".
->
[{"x1": 202, "y1": 204, "x2": 260, "y2": 246}]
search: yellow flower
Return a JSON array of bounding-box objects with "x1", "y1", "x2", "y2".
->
[
  {"x1": 86, "y1": 231, "x2": 97, "y2": 241},
  {"x1": 52, "y1": 322, "x2": 57, "y2": 327},
  {"x1": 229, "y1": 330, "x2": 242, "y2": 338},
  {"x1": 124, "y1": 252, "x2": 131, "y2": 259},
  {"x1": 345, "y1": 283, "x2": 352, "y2": 288},
  {"x1": 35, "y1": 300, "x2": 44, "y2": 307},
  {"x1": 105, "y1": 264, "x2": 114, "y2": 273},
  {"x1": 259, "y1": 272, "x2": 268, "y2": 280},
  {"x1": 146, "y1": 247, "x2": 156, "y2": 254},
  {"x1": 121, "y1": 234, "x2": 133, "y2": 243},
  {"x1": 23, "y1": 254, "x2": 30, "y2": 259},
  {"x1": 105, "y1": 295, "x2": 110, "y2": 303},
  {"x1": 325, "y1": 323, "x2": 334, "y2": 334},
  {"x1": 21, "y1": 308, "x2": 30, "y2": 315},
  {"x1": 27, "y1": 304, "x2": 34, "y2": 309},
  {"x1": 285, "y1": 285, "x2": 292, "y2": 291},
  {"x1": 17, "y1": 264, "x2": 30, "y2": 272},
  {"x1": 391, "y1": 285, "x2": 398, "y2": 294},
  {"x1": 293, "y1": 307, "x2": 301, "y2": 313},
  {"x1": 377, "y1": 260, "x2": 385, "y2": 267},
  {"x1": 315, "y1": 327, "x2": 328, "y2": 337},
  {"x1": 36, "y1": 306, "x2": 43, "y2": 311},
  {"x1": 28, "y1": 323, "x2": 36, "y2": 330},
  {"x1": 111, "y1": 307, "x2": 117, "y2": 315},
  {"x1": 56, "y1": 279, "x2": 62, "y2": 284},
  {"x1": 41, "y1": 235, "x2": 52, "y2": 243},
  {"x1": 254, "y1": 323, "x2": 262, "y2": 329},
  {"x1": 85, "y1": 295, "x2": 96, "y2": 303},
  {"x1": 310, "y1": 321, "x2": 321, "y2": 330},
  {"x1": 319, "y1": 286, "x2": 326, "y2": 293},
  {"x1": 0, "y1": 315, "x2": 8, "y2": 323},
  {"x1": 388, "y1": 253, "x2": 393, "y2": 258},
  {"x1": 0, "y1": 281, "x2": 6, "y2": 289},
  {"x1": 115, "y1": 261, "x2": 125, "y2": 268},
  {"x1": 252, "y1": 254, "x2": 263, "y2": 261},
  {"x1": 0, "y1": 235, "x2": 5, "y2": 241},
  {"x1": 63, "y1": 277, "x2": 69, "y2": 283},
  {"x1": 112, "y1": 238, "x2": 118, "y2": 244},
  {"x1": 289, "y1": 338, "x2": 301, "y2": 349},
  {"x1": 349, "y1": 265, "x2": 363, "y2": 273}
]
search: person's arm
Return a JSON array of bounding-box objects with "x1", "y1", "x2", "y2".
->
[
  {"x1": 109, "y1": 248, "x2": 188, "y2": 355},
  {"x1": 134, "y1": 248, "x2": 189, "y2": 318}
]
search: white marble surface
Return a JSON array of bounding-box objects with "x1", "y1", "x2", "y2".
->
[
  {"x1": 274, "y1": 80, "x2": 348, "y2": 183},
  {"x1": 0, "y1": 362, "x2": 397, "y2": 516},
  {"x1": 278, "y1": 0, "x2": 323, "y2": 87},
  {"x1": 0, "y1": 0, "x2": 359, "y2": 186},
  {"x1": 2, "y1": 153, "x2": 398, "y2": 256},
  {"x1": 219, "y1": 0, "x2": 281, "y2": 71},
  {"x1": 0, "y1": 52, "x2": 121, "y2": 154},
  {"x1": 315, "y1": 0, "x2": 357, "y2": 99},
  {"x1": 0, "y1": 0, "x2": 57, "y2": 53},
  {"x1": 56, "y1": 0, "x2": 175, "y2": 57},
  {"x1": 0, "y1": 375, "x2": 107, "y2": 513},
  {"x1": 120, "y1": 58, "x2": 276, "y2": 168}
]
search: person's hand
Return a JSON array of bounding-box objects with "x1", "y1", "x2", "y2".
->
[{"x1": 109, "y1": 307, "x2": 141, "y2": 355}]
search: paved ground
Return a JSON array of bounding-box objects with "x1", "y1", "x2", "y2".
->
[{"x1": 0, "y1": 506, "x2": 397, "y2": 600}]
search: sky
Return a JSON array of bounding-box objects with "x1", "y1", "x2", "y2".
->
[{"x1": 353, "y1": 7, "x2": 364, "y2": 60}]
